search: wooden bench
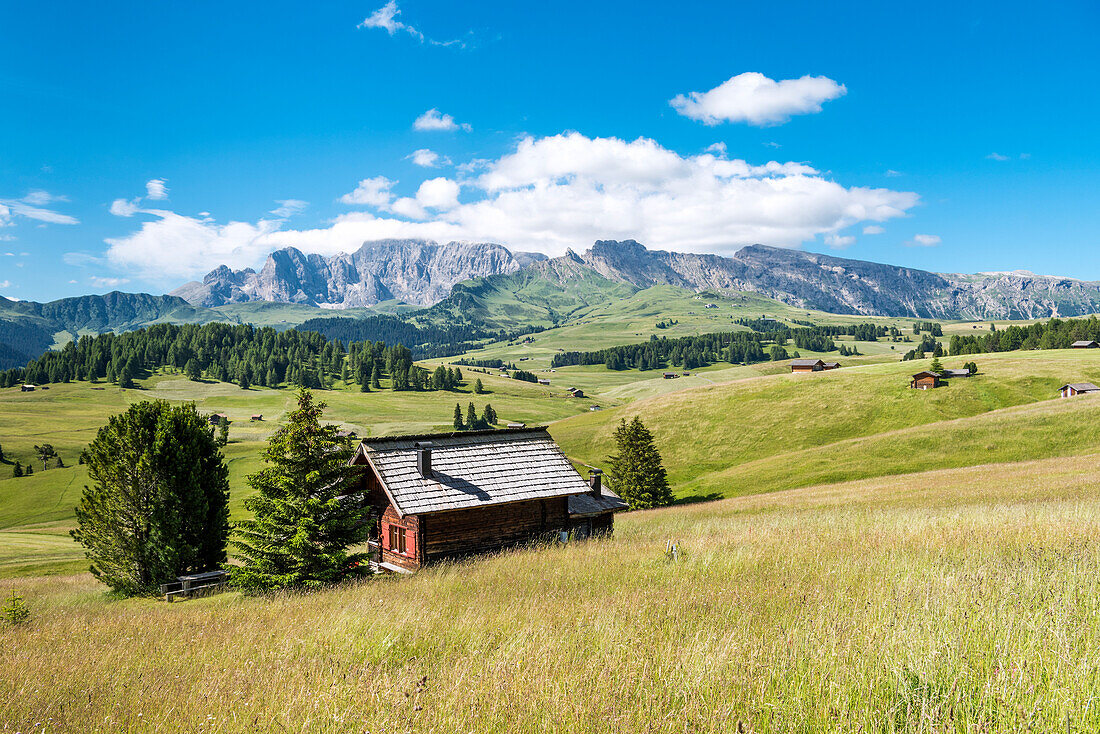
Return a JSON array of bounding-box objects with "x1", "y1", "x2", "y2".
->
[{"x1": 160, "y1": 570, "x2": 228, "y2": 602}]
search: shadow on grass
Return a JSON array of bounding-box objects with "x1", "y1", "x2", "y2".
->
[{"x1": 672, "y1": 493, "x2": 724, "y2": 506}]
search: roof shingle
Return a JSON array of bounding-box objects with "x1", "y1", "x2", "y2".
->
[{"x1": 355, "y1": 428, "x2": 593, "y2": 517}]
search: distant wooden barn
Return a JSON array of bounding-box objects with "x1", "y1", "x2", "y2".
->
[
  {"x1": 942, "y1": 368, "x2": 972, "y2": 378},
  {"x1": 910, "y1": 371, "x2": 941, "y2": 390},
  {"x1": 822, "y1": 362, "x2": 841, "y2": 371},
  {"x1": 1060, "y1": 382, "x2": 1100, "y2": 398},
  {"x1": 20, "y1": 384, "x2": 35, "y2": 392},
  {"x1": 1072, "y1": 341, "x2": 1099, "y2": 349},
  {"x1": 662, "y1": 372, "x2": 679, "y2": 379},
  {"x1": 250, "y1": 414, "x2": 263, "y2": 421},
  {"x1": 568, "y1": 387, "x2": 585, "y2": 398},
  {"x1": 790, "y1": 359, "x2": 825, "y2": 373},
  {"x1": 349, "y1": 428, "x2": 628, "y2": 572}
]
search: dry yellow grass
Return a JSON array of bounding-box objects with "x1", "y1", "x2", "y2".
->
[{"x1": 4, "y1": 454, "x2": 1100, "y2": 732}]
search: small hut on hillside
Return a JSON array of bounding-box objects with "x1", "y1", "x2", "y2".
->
[
  {"x1": 1071, "y1": 341, "x2": 1099, "y2": 349},
  {"x1": 790, "y1": 359, "x2": 825, "y2": 373},
  {"x1": 349, "y1": 427, "x2": 628, "y2": 573},
  {"x1": 1060, "y1": 382, "x2": 1100, "y2": 398},
  {"x1": 910, "y1": 371, "x2": 941, "y2": 390}
]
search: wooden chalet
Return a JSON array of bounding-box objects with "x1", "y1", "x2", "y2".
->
[
  {"x1": 790, "y1": 359, "x2": 825, "y2": 373},
  {"x1": 822, "y1": 362, "x2": 841, "y2": 371},
  {"x1": 350, "y1": 427, "x2": 628, "y2": 572},
  {"x1": 20, "y1": 384, "x2": 35, "y2": 392},
  {"x1": 568, "y1": 388, "x2": 586, "y2": 398},
  {"x1": 250, "y1": 414, "x2": 263, "y2": 421},
  {"x1": 942, "y1": 368, "x2": 972, "y2": 378},
  {"x1": 1060, "y1": 382, "x2": 1100, "y2": 398},
  {"x1": 662, "y1": 372, "x2": 679, "y2": 379},
  {"x1": 910, "y1": 371, "x2": 941, "y2": 390},
  {"x1": 1072, "y1": 341, "x2": 1099, "y2": 349}
]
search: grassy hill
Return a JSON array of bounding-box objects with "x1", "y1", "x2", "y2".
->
[
  {"x1": 4, "y1": 453, "x2": 1100, "y2": 731},
  {"x1": 550, "y1": 349, "x2": 1100, "y2": 500}
]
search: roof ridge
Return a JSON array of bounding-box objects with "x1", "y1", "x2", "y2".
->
[{"x1": 360, "y1": 426, "x2": 549, "y2": 445}]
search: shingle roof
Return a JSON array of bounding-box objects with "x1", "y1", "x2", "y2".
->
[
  {"x1": 1072, "y1": 341, "x2": 1098, "y2": 347},
  {"x1": 354, "y1": 428, "x2": 592, "y2": 517},
  {"x1": 1061, "y1": 382, "x2": 1100, "y2": 392},
  {"x1": 790, "y1": 359, "x2": 824, "y2": 367},
  {"x1": 568, "y1": 488, "x2": 629, "y2": 517},
  {"x1": 943, "y1": 369, "x2": 971, "y2": 377}
]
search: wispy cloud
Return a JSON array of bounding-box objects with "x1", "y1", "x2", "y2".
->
[
  {"x1": 884, "y1": 169, "x2": 903, "y2": 177},
  {"x1": 824, "y1": 234, "x2": 855, "y2": 249},
  {"x1": 145, "y1": 178, "x2": 169, "y2": 200},
  {"x1": 863, "y1": 225, "x2": 885, "y2": 235},
  {"x1": 270, "y1": 199, "x2": 308, "y2": 218},
  {"x1": 986, "y1": 152, "x2": 1010, "y2": 161},
  {"x1": 671, "y1": 72, "x2": 846, "y2": 126},
  {"x1": 413, "y1": 108, "x2": 471, "y2": 132},
  {"x1": 0, "y1": 280, "x2": 11, "y2": 289},
  {"x1": 358, "y1": 1, "x2": 466, "y2": 47},
  {"x1": 89, "y1": 276, "x2": 130, "y2": 288},
  {"x1": 0, "y1": 196, "x2": 79, "y2": 225},
  {"x1": 906, "y1": 234, "x2": 941, "y2": 247}
]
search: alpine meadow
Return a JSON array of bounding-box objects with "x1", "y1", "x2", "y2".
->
[{"x1": 3, "y1": 2, "x2": 1100, "y2": 732}]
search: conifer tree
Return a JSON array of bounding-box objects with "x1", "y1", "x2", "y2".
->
[
  {"x1": 24, "y1": 464, "x2": 32, "y2": 475},
  {"x1": 12, "y1": 462, "x2": 22, "y2": 478},
  {"x1": 185, "y1": 358, "x2": 202, "y2": 381},
  {"x1": 606, "y1": 417, "x2": 673, "y2": 510},
  {"x1": 217, "y1": 417, "x2": 229, "y2": 447},
  {"x1": 482, "y1": 403, "x2": 497, "y2": 426},
  {"x1": 930, "y1": 356, "x2": 944, "y2": 374},
  {"x1": 473, "y1": 378, "x2": 484, "y2": 394},
  {"x1": 453, "y1": 403, "x2": 464, "y2": 430},
  {"x1": 72, "y1": 401, "x2": 229, "y2": 595},
  {"x1": 467, "y1": 402, "x2": 478, "y2": 430},
  {"x1": 230, "y1": 389, "x2": 370, "y2": 593},
  {"x1": 371, "y1": 363, "x2": 381, "y2": 390}
]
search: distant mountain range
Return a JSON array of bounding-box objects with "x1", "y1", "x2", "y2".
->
[
  {"x1": 6, "y1": 238, "x2": 1100, "y2": 370},
  {"x1": 170, "y1": 238, "x2": 1100, "y2": 321},
  {"x1": 171, "y1": 239, "x2": 547, "y2": 308}
]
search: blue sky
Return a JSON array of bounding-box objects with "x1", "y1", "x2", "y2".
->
[{"x1": 1, "y1": 0, "x2": 1098, "y2": 301}]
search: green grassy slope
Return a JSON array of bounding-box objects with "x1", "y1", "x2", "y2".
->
[
  {"x1": 550, "y1": 349, "x2": 1100, "y2": 500},
  {"x1": 5, "y1": 454, "x2": 1100, "y2": 731}
]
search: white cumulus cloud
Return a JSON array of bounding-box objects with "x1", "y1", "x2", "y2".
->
[
  {"x1": 103, "y1": 132, "x2": 919, "y2": 282},
  {"x1": 670, "y1": 72, "x2": 847, "y2": 126},
  {"x1": 339, "y1": 176, "x2": 395, "y2": 207},
  {"x1": 410, "y1": 148, "x2": 450, "y2": 167},
  {"x1": 863, "y1": 225, "x2": 884, "y2": 235},
  {"x1": 413, "y1": 108, "x2": 470, "y2": 132},
  {"x1": 89, "y1": 276, "x2": 130, "y2": 288}
]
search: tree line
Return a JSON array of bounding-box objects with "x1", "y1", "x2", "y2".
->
[
  {"x1": 945, "y1": 316, "x2": 1100, "y2": 355},
  {"x1": 0, "y1": 321, "x2": 475, "y2": 395}
]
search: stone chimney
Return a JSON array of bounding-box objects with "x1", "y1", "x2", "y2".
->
[
  {"x1": 589, "y1": 469, "x2": 602, "y2": 498},
  {"x1": 416, "y1": 442, "x2": 433, "y2": 478}
]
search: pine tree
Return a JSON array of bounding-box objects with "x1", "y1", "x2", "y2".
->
[
  {"x1": 473, "y1": 378, "x2": 484, "y2": 394},
  {"x1": 230, "y1": 389, "x2": 371, "y2": 593},
  {"x1": 0, "y1": 441, "x2": 4, "y2": 462},
  {"x1": 482, "y1": 403, "x2": 497, "y2": 426},
  {"x1": 371, "y1": 363, "x2": 381, "y2": 390},
  {"x1": 467, "y1": 402, "x2": 478, "y2": 430},
  {"x1": 930, "y1": 357, "x2": 944, "y2": 374},
  {"x1": 606, "y1": 417, "x2": 673, "y2": 510},
  {"x1": 1, "y1": 589, "x2": 30, "y2": 625},
  {"x1": 453, "y1": 403, "x2": 464, "y2": 430},
  {"x1": 12, "y1": 462, "x2": 22, "y2": 478},
  {"x1": 185, "y1": 358, "x2": 202, "y2": 381},
  {"x1": 34, "y1": 444, "x2": 57, "y2": 471},
  {"x1": 118, "y1": 366, "x2": 134, "y2": 389},
  {"x1": 24, "y1": 464, "x2": 32, "y2": 475},
  {"x1": 217, "y1": 417, "x2": 229, "y2": 447},
  {"x1": 71, "y1": 401, "x2": 229, "y2": 596}
]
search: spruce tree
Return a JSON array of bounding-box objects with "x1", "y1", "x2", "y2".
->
[
  {"x1": 72, "y1": 401, "x2": 229, "y2": 595},
  {"x1": 482, "y1": 403, "x2": 497, "y2": 426},
  {"x1": 25, "y1": 464, "x2": 32, "y2": 476},
  {"x1": 230, "y1": 389, "x2": 370, "y2": 593},
  {"x1": 607, "y1": 417, "x2": 673, "y2": 510},
  {"x1": 467, "y1": 402, "x2": 478, "y2": 430},
  {"x1": 185, "y1": 359, "x2": 202, "y2": 381},
  {"x1": 474, "y1": 378, "x2": 484, "y2": 394},
  {"x1": 12, "y1": 462, "x2": 22, "y2": 478},
  {"x1": 930, "y1": 357, "x2": 944, "y2": 374},
  {"x1": 453, "y1": 403, "x2": 464, "y2": 430},
  {"x1": 371, "y1": 364, "x2": 381, "y2": 390},
  {"x1": 217, "y1": 417, "x2": 229, "y2": 447}
]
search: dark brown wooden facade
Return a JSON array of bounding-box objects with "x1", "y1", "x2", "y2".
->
[{"x1": 910, "y1": 371, "x2": 941, "y2": 390}]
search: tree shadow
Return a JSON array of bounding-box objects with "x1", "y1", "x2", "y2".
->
[{"x1": 672, "y1": 492, "x2": 724, "y2": 506}]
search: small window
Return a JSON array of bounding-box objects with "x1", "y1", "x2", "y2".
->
[{"x1": 388, "y1": 524, "x2": 408, "y2": 555}]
